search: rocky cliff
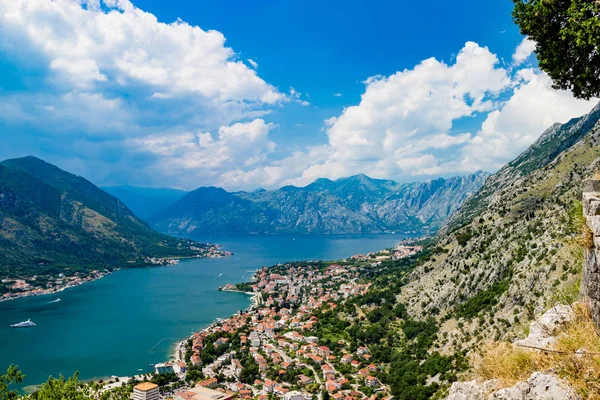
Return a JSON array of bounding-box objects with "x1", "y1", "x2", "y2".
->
[
  {"x1": 581, "y1": 179, "x2": 600, "y2": 326},
  {"x1": 398, "y1": 102, "x2": 600, "y2": 354}
]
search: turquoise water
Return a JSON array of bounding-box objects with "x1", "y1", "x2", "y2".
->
[{"x1": 0, "y1": 234, "x2": 409, "y2": 389}]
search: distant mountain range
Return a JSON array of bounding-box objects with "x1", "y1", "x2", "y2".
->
[
  {"x1": 146, "y1": 172, "x2": 490, "y2": 235},
  {"x1": 0, "y1": 156, "x2": 214, "y2": 278},
  {"x1": 101, "y1": 185, "x2": 187, "y2": 220}
]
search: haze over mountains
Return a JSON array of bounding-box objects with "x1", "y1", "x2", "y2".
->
[
  {"x1": 145, "y1": 172, "x2": 490, "y2": 235},
  {"x1": 101, "y1": 185, "x2": 187, "y2": 220}
]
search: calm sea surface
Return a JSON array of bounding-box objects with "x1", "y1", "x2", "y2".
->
[{"x1": 0, "y1": 234, "x2": 410, "y2": 389}]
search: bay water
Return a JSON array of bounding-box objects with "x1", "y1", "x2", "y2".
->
[{"x1": 0, "y1": 234, "x2": 409, "y2": 390}]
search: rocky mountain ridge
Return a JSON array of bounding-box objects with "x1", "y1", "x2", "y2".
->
[
  {"x1": 149, "y1": 172, "x2": 490, "y2": 235},
  {"x1": 398, "y1": 102, "x2": 600, "y2": 356}
]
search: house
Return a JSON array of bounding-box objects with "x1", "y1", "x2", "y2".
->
[
  {"x1": 198, "y1": 378, "x2": 218, "y2": 389},
  {"x1": 297, "y1": 375, "x2": 314, "y2": 385},
  {"x1": 365, "y1": 376, "x2": 381, "y2": 388},
  {"x1": 341, "y1": 354, "x2": 353, "y2": 364},
  {"x1": 264, "y1": 380, "x2": 276, "y2": 393}
]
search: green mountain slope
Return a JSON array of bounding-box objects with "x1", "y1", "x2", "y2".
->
[
  {"x1": 150, "y1": 172, "x2": 489, "y2": 235},
  {"x1": 0, "y1": 157, "x2": 216, "y2": 278}
]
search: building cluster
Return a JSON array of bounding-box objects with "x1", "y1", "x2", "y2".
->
[
  {"x1": 170, "y1": 262, "x2": 390, "y2": 400},
  {"x1": 0, "y1": 270, "x2": 110, "y2": 302},
  {"x1": 392, "y1": 245, "x2": 423, "y2": 260}
]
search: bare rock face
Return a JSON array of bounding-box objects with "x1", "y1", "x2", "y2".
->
[
  {"x1": 515, "y1": 305, "x2": 575, "y2": 348},
  {"x1": 447, "y1": 373, "x2": 579, "y2": 400},
  {"x1": 524, "y1": 372, "x2": 580, "y2": 400},
  {"x1": 447, "y1": 379, "x2": 499, "y2": 400},
  {"x1": 581, "y1": 179, "x2": 600, "y2": 326}
]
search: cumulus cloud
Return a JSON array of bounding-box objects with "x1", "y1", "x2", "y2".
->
[
  {"x1": 0, "y1": 2, "x2": 596, "y2": 192},
  {"x1": 0, "y1": 0, "x2": 288, "y2": 188},
  {"x1": 132, "y1": 119, "x2": 277, "y2": 185},
  {"x1": 460, "y1": 69, "x2": 596, "y2": 171},
  {"x1": 512, "y1": 37, "x2": 536, "y2": 65},
  {"x1": 0, "y1": 0, "x2": 283, "y2": 104},
  {"x1": 222, "y1": 41, "x2": 597, "y2": 189}
]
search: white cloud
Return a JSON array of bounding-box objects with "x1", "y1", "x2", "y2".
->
[
  {"x1": 0, "y1": 5, "x2": 596, "y2": 193},
  {"x1": 220, "y1": 41, "x2": 597, "y2": 190},
  {"x1": 288, "y1": 87, "x2": 310, "y2": 106},
  {"x1": 0, "y1": 0, "x2": 284, "y2": 120},
  {"x1": 460, "y1": 69, "x2": 597, "y2": 171},
  {"x1": 132, "y1": 119, "x2": 277, "y2": 185},
  {"x1": 512, "y1": 37, "x2": 536, "y2": 65}
]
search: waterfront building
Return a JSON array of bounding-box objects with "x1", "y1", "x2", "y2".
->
[{"x1": 133, "y1": 382, "x2": 159, "y2": 400}]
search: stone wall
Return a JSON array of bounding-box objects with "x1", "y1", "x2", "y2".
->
[{"x1": 581, "y1": 179, "x2": 600, "y2": 326}]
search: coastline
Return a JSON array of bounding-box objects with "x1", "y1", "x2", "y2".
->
[
  {"x1": 0, "y1": 249, "x2": 233, "y2": 304},
  {"x1": 169, "y1": 288, "x2": 260, "y2": 363},
  {"x1": 0, "y1": 272, "x2": 113, "y2": 304}
]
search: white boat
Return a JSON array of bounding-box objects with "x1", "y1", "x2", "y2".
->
[
  {"x1": 48, "y1": 298, "x2": 61, "y2": 303},
  {"x1": 11, "y1": 319, "x2": 36, "y2": 328}
]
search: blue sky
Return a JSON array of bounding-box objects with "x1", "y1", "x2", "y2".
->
[{"x1": 0, "y1": 0, "x2": 597, "y2": 190}]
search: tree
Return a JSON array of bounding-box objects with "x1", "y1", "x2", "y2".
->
[
  {"x1": 512, "y1": 0, "x2": 600, "y2": 99},
  {"x1": 0, "y1": 365, "x2": 25, "y2": 400},
  {"x1": 33, "y1": 372, "x2": 91, "y2": 399}
]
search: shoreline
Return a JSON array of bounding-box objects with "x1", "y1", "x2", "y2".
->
[
  {"x1": 1, "y1": 249, "x2": 233, "y2": 304},
  {"x1": 0, "y1": 272, "x2": 113, "y2": 304},
  {"x1": 168, "y1": 288, "x2": 260, "y2": 363}
]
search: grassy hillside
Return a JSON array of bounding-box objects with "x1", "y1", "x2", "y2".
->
[
  {"x1": 0, "y1": 156, "x2": 215, "y2": 278},
  {"x1": 396, "y1": 102, "x2": 600, "y2": 353}
]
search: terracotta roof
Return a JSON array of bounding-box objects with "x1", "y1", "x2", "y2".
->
[{"x1": 134, "y1": 382, "x2": 158, "y2": 391}]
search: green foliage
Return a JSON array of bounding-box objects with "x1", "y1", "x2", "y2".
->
[
  {"x1": 455, "y1": 277, "x2": 511, "y2": 319},
  {"x1": 0, "y1": 156, "x2": 212, "y2": 280},
  {"x1": 239, "y1": 354, "x2": 260, "y2": 384},
  {"x1": 150, "y1": 372, "x2": 178, "y2": 387},
  {"x1": 31, "y1": 372, "x2": 88, "y2": 400},
  {"x1": 235, "y1": 282, "x2": 254, "y2": 292},
  {"x1": 455, "y1": 227, "x2": 473, "y2": 246},
  {"x1": 0, "y1": 365, "x2": 25, "y2": 400},
  {"x1": 512, "y1": 0, "x2": 600, "y2": 99}
]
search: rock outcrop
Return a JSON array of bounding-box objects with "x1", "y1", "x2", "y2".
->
[
  {"x1": 581, "y1": 179, "x2": 600, "y2": 326},
  {"x1": 515, "y1": 305, "x2": 575, "y2": 349},
  {"x1": 447, "y1": 372, "x2": 580, "y2": 400}
]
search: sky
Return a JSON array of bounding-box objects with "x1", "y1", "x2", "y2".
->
[{"x1": 0, "y1": 0, "x2": 597, "y2": 191}]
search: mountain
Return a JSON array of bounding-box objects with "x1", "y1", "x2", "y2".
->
[
  {"x1": 0, "y1": 156, "x2": 216, "y2": 278},
  {"x1": 149, "y1": 172, "x2": 490, "y2": 235},
  {"x1": 396, "y1": 102, "x2": 600, "y2": 350},
  {"x1": 101, "y1": 185, "x2": 187, "y2": 220}
]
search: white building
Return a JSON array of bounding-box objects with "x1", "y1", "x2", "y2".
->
[
  {"x1": 249, "y1": 331, "x2": 261, "y2": 347},
  {"x1": 133, "y1": 382, "x2": 159, "y2": 400},
  {"x1": 283, "y1": 391, "x2": 312, "y2": 400}
]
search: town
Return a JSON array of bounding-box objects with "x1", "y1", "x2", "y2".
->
[{"x1": 129, "y1": 244, "x2": 429, "y2": 400}]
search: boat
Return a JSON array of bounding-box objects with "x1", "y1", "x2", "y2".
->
[
  {"x1": 48, "y1": 298, "x2": 61, "y2": 303},
  {"x1": 10, "y1": 319, "x2": 36, "y2": 328}
]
